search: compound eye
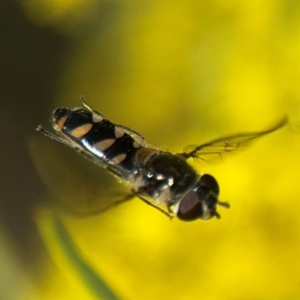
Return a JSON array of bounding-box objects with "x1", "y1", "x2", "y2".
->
[
  {"x1": 177, "y1": 191, "x2": 202, "y2": 221},
  {"x1": 199, "y1": 174, "x2": 219, "y2": 196}
]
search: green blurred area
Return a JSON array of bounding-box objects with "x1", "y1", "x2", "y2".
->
[{"x1": 1, "y1": 0, "x2": 300, "y2": 299}]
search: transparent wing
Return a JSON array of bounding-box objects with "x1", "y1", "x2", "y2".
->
[
  {"x1": 29, "y1": 135, "x2": 134, "y2": 217},
  {"x1": 180, "y1": 117, "x2": 287, "y2": 160}
]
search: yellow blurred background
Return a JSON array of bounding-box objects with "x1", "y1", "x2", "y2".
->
[{"x1": 1, "y1": 0, "x2": 300, "y2": 299}]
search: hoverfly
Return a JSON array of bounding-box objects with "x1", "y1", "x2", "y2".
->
[{"x1": 36, "y1": 97, "x2": 286, "y2": 221}]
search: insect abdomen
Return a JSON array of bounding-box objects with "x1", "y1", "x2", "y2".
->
[{"x1": 53, "y1": 108, "x2": 142, "y2": 173}]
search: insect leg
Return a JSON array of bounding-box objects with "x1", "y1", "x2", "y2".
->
[
  {"x1": 37, "y1": 125, "x2": 110, "y2": 169},
  {"x1": 36, "y1": 125, "x2": 76, "y2": 148},
  {"x1": 80, "y1": 96, "x2": 105, "y2": 119},
  {"x1": 135, "y1": 194, "x2": 173, "y2": 220},
  {"x1": 93, "y1": 193, "x2": 136, "y2": 214}
]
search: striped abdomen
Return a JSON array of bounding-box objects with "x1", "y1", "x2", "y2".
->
[{"x1": 52, "y1": 107, "x2": 143, "y2": 176}]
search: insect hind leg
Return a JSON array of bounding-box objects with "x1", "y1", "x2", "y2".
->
[
  {"x1": 37, "y1": 125, "x2": 108, "y2": 171},
  {"x1": 36, "y1": 125, "x2": 75, "y2": 148}
]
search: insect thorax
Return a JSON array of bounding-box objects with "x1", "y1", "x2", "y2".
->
[{"x1": 130, "y1": 149, "x2": 198, "y2": 207}]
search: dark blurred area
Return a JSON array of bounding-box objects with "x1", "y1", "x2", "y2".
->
[{"x1": 0, "y1": 0, "x2": 69, "y2": 265}]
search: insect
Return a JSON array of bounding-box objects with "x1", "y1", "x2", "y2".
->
[{"x1": 36, "y1": 97, "x2": 287, "y2": 221}]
